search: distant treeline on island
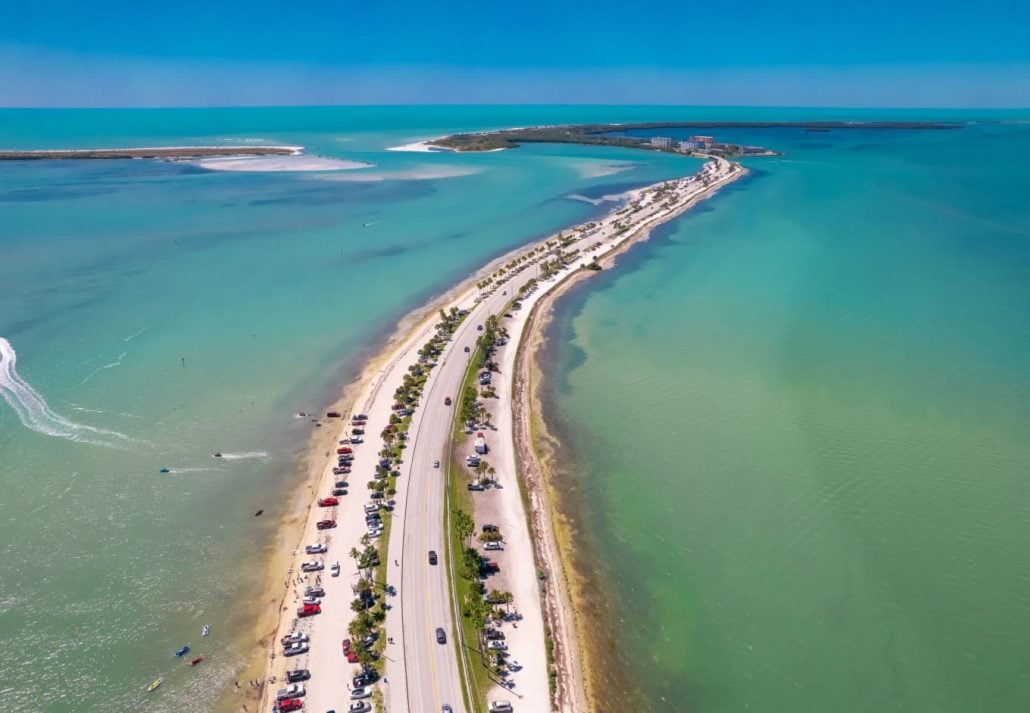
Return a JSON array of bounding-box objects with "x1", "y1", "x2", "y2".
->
[
  {"x1": 431, "y1": 120, "x2": 962, "y2": 155},
  {"x1": 0, "y1": 146, "x2": 301, "y2": 160}
]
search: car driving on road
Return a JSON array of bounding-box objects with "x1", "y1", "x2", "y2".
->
[{"x1": 436, "y1": 627, "x2": 447, "y2": 644}]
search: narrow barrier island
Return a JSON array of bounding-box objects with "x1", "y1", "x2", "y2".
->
[
  {"x1": 0, "y1": 145, "x2": 301, "y2": 160},
  {"x1": 429, "y1": 120, "x2": 961, "y2": 156}
]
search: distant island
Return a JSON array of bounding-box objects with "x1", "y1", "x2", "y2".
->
[
  {"x1": 0, "y1": 145, "x2": 302, "y2": 161},
  {"x1": 428, "y1": 120, "x2": 962, "y2": 156}
]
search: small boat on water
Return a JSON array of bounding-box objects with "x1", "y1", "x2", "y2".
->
[
  {"x1": 202, "y1": 624, "x2": 210, "y2": 636},
  {"x1": 147, "y1": 678, "x2": 163, "y2": 692},
  {"x1": 213, "y1": 452, "x2": 223, "y2": 458},
  {"x1": 254, "y1": 509, "x2": 264, "y2": 517},
  {"x1": 158, "y1": 468, "x2": 170, "y2": 473},
  {"x1": 174, "y1": 645, "x2": 190, "y2": 657},
  {"x1": 189, "y1": 656, "x2": 204, "y2": 667}
]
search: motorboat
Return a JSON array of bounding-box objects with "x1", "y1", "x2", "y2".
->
[
  {"x1": 174, "y1": 645, "x2": 189, "y2": 657},
  {"x1": 158, "y1": 468, "x2": 170, "y2": 473},
  {"x1": 189, "y1": 656, "x2": 204, "y2": 667},
  {"x1": 147, "y1": 678, "x2": 163, "y2": 692},
  {"x1": 202, "y1": 624, "x2": 210, "y2": 636}
]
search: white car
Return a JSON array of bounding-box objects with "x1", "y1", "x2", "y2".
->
[
  {"x1": 349, "y1": 703, "x2": 372, "y2": 713},
  {"x1": 350, "y1": 686, "x2": 372, "y2": 699},
  {"x1": 305, "y1": 543, "x2": 327, "y2": 554},
  {"x1": 489, "y1": 702, "x2": 513, "y2": 713},
  {"x1": 276, "y1": 683, "x2": 305, "y2": 700},
  {"x1": 301, "y1": 560, "x2": 323, "y2": 572},
  {"x1": 484, "y1": 541, "x2": 502, "y2": 551},
  {"x1": 330, "y1": 561, "x2": 341, "y2": 577},
  {"x1": 488, "y1": 640, "x2": 508, "y2": 651},
  {"x1": 283, "y1": 642, "x2": 309, "y2": 657}
]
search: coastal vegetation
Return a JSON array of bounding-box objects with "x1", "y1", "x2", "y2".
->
[{"x1": 429, "y1": 120, "x2": 959, "y2": 155}]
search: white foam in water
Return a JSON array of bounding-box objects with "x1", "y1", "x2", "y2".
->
[
  {"x1": 0, "y1": 337, "x2": 134, "y2": 448},
  {"x1": 217, "y1": 451, "x2": 269, "y2": 461}
]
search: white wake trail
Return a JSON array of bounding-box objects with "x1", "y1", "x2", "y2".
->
[{"x1": 0, "y1": 337, "x2": 134, "y2": 449}]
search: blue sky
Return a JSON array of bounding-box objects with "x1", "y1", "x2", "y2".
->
[{"x1": 1, "y1": 0, "x2": 1028, "y2": 106}]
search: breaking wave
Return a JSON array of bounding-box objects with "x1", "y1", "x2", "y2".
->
[{"x1": 0, "y1": 337, "x2": 133, "y2": 448}]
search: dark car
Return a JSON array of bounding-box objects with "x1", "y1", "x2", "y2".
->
[
  {"x1": 485, "y1": 629, "x2": 505, "y2": 640},
  {"x1": 316, "y1": 519, "x2": 337, "y2": 530},
  {"x1": 428, "y1": 550, "x2": 438, "y2": 565},
  {"x1": 482, "y1": 524, "x2": 499, "y2": 533},
  {"x1": 333, "y1": 488, "x2": 348, "y2": 496},
  {"x1": 353, "y1": 669, "x2": 378, "y2": 688},
  {"x1": 286, "y1": 668, "x2": 310, "y2": 683},
  {"x1": 436, "y1": 627, "x2": 447, "y2": 644}
]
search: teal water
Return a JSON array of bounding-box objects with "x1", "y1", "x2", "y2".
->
[
  {"x1": 541, "y1": 119, "x2": 1030, "y2": 711},
  {"x1": 0, "y1": 106, "x2": 720, "y2": 711}
]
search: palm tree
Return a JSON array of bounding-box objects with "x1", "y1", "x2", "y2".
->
[
  {"x1": 487, "y1": 466, "x2": 497, "y2": 484},
  {"x1": 349, "y1": 547, "x2": 360, "y2": 570}
]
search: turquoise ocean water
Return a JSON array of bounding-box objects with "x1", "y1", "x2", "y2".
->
[
  {"x1": 0, "y1": 106, "x2": 715, "y2": 712},
  {"x1": 540, "y1": 117, "x2": 1030, "y2": 711},
  {"x1": 1, "y1": 106, "x2": 1027, "y2": 712}
]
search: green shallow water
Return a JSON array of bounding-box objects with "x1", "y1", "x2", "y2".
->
[
  {"x1": 0, "y1": 106, "x2": 706, "y2": 711},
  {"x1": 540, "y1": 121, "x2": 1030, "y2": 712}
]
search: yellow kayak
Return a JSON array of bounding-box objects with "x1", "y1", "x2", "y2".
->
[{"x1": 147, "y1": 678, "x2": 163, "y2": 692}]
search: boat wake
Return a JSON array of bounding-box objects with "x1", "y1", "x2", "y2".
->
[
  {"x1": 217, "y1": 451, "x2": 270, "y2": 461},
  {"x1": 0, "y1": 337, "x2": 134, "y2": 449},
  {"x1": 70, "y1": 351, "x2": 127, "y2": 388}
]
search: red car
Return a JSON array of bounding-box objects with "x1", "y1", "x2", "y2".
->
[
  {"x1": 297, "y1": 603, "x2": 321, "y2": 617},
  {"x1": 342, "y1": 638, "x2": 351, "y2": 653},
  {"x1": 279, "y1": 699, "x2": 303, "y2": 712},
  {"x1": 316, "y1": 519, "x2": 336, "y2": 530},
  {"x1": 346, "y1": 650, "x2": 359, "y2": 664},
  {"x1": 336, "y1": 447, "x2": 352, "y2": 455},
  {"x1": 317, "y1": 497, "x2": 339, "y2": 507}
]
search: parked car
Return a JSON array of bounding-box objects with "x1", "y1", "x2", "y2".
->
[
  {"x1": 297, "y1": 603, "x2": 320, "y2": 617},
  {"x1": 333, "y1": 487, "x2": 348, "y2": 496},
  {"x1": 352, "y1": 669, "x2": 378, "y2": 688},
  {"x1": 316, "y1": 519, "x2": 336, "y2": 530},
  {"x1": 428, "y1": 550, "x2": 438, "y2": 565},
  {"x1": 283, "y1": 642, "x2": 308, "y2": 657},
  {"x1": 350, "y1": 687, "x2": 372, "y2": 700},
  {"x1": 341, "y1": 638, "x2": 352, "y2": 653},
  {"x1": 348, "y1": 703, "x2": 371, "y2": 713},
  {"x1": 317, "y1": 497, "x2": 339, "y2": 507},
  {"x1": 302, "y1": 595, "x2": 321, "y2": 605},
  {"x1": 276, "y1": 683, "x2": 305, "y2": 700},
  {"x1": 484, "y1": 541, "x2": 502, "y2": 551},
  {"x1": 285, "y1": 668, "x2": 310, "y2": 683},
  {"x1": 331, "y1": 561, "x2": 341, "y2": 577},
  {"x1": 281, "y1": 632, "x2": 309, "y2": 646},
  {"x1": 301, "y1": 561, "x2": 323, "y2": 572},
  {"x1": 489, "y1": 702, "x2": 513, "y2": 713},
  {"x1": 436, "y1": 627, "x2": 447, "y2": 644},
  {"x1": 304, "y1": 586, "x2": 325, "y2": 597},
  {"x1": 278, "y1": 699, "x2": 303, "y2": 712},
  {"x1": 485, "y1": 629, "x2": 505, "y2": 640},
  {"x1": 482, "y1": 524, "x2": 499, "y2": 533},
  {"x1": 305, "y1": 543, "x2": 326, "y2": 554},
  {"x1": 487, "y1": 640, "x2": 508, "y2": 651}
]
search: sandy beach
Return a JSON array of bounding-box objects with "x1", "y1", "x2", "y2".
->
[{"x1": 236, "y1": 157, "x2": 745, "y2": 713}]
